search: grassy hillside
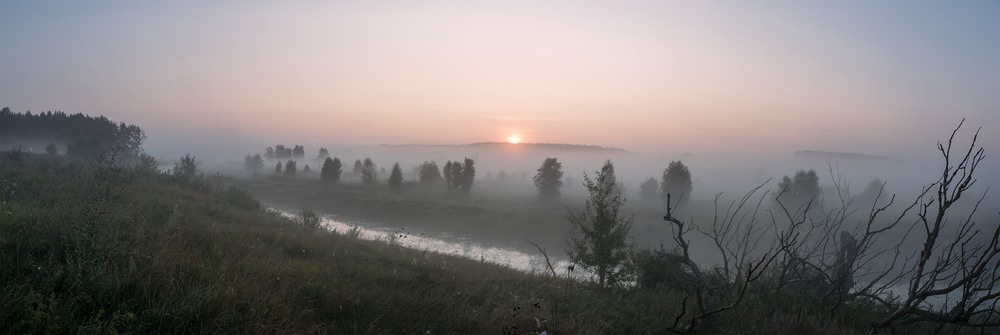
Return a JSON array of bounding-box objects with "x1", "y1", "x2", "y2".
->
[
  {"x1": 5, "y1": 151, "x2": 976, "y2": 334},
  {"x1": 0, "y1": 151, "x2": 703, "y2": 334}
]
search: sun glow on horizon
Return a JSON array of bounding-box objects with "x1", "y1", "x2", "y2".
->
[{"x1": 507, "y1": 136, "x2": 521, "y2": 144}]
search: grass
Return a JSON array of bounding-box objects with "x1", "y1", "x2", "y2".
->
[
  {"x1": 3, "y1": 152, "x2": 980, "y2": 333},
  {"x1": 1, "y1": 152, "x2": 697, "y2": 334}
]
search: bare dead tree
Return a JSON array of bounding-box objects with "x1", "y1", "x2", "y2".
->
[
  {"x1": 872, "y1": 120, "x2": 999, "y2": 331},
  {"x1": 660, "y1": 193, "x2": 777, "y2": 333}
]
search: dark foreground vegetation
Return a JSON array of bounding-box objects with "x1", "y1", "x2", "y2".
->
[{"x1": 2, "y1": 108, "x2": 996, "y2": 333}]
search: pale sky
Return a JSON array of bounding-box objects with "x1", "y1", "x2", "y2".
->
[{"x1": 1, "y1": 0, "x2": 997, "y2": 158}]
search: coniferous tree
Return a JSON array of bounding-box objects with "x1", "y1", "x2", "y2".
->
[
  {"x1": 533, "y1": 157, "x2": 564, "y2": 198},
  {"x1": 443, "y1": 161, "x2": 454, "y2": 187},
  {"x1": 389, "y1": 163, "x2": 403, "y2": 188},
  {"x1": 568, "y1": 160, "x2": 633, "y2": 287}
]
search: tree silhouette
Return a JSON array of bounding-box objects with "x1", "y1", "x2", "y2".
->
[
  {"x1": 389, "y1": 163, "x2": 403, "y2": 188},
  {"x1": 533, "y1": 157, "x2": 564, "y2": 198},
  {"x1": 321, "y1": 157, "x2": 342, "y2": 182},
  {"x1": 419, "y1": 161, "x2": 441, "y2": 183},
  {"x1": 361, "y1": 158, "x2": 377, "y2": 185},
  {"x1": 661, "y1": 160, "x2": 693, "y2": 205},
  {"x1": 639, "y1": 177, "x2": 659, "y2": 200},
  {"x1": 567, "y1": 160, "x2": 633, "y2": 287},
  {"x1": 284, "y1": 160, "x2": 297, "y2": 176},
  {"x1": 459, "y1": 157, "x2": 475, "y2": 193}
]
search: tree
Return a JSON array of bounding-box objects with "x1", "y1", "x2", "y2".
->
[
  {"x1": 321, "y1": 157, "x2": 342, "y2": 182},
  {"x1": 244, "y1": 154, "x2": 264, "y2": 172},
  {"x1": 352, "y1": 159, "x2": 363, "y2": 175},
  {"x1": 661, "y1": 160, "x2": 693, "y2": 205},
  {"x1": 284, "y1": 160, "x2": 297, "y2": 176},
  {"x1": 639, "y1": 177, "x2": 659, "y2": 200},
  {"x1": 443, "y1": 161, "x2": 455, "y2": 187},
  {"x1": 389, "y1": 163, "x2": 403, "y2": 188},
  {"x1": 533, "y1": 157, "x2": 564, "y2": 198},
  {"x1": 419, "y1": 161, "x2": 441, "y2": 183},
  {"x1": 173, "y1": 153, "x2": 198, "y2": 184},
  {"x1": 45, "y1": 142, "x2": 57, "y2": 155},
  {"x1": 775, "y1": 169, "x2": 820, "y2": 208},
  {"x1": 264, "y1": 146, "x2": 275, "y2": 160},
  {"x1": 292, "y1": 145, "x2": 305, "y2": 159},
  {"x1": 459, "y1": 157, "x2": 475, "y2": 193},
  {"x1": 303, "y1": 164, "x2": 311, "y2": 173},
  {"x1": 300, "y1": 207, "x2": 321, "y2": 229},
  {"x1": 567, "y1": 160, "x2": 633, "y2": 287},
  {"x1": 316, "y1": 147, "x2": 329, "y2": 161},
  {"x1": 361, "y1": 158, "x2": 377, "y2": 185},
  {"x1": 275, "y1": 161, "x2": 282, "y2": 175}
]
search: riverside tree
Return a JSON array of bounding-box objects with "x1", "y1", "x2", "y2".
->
[
  {"x1": 567, "y1": 160, "x2": 633, "y2": 287},
  {"x1": 533, "y1": 157, "x2": 564, "y2": 198}
]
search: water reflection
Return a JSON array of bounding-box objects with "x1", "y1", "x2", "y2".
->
[{"x1": 275, "y1": 208, "x2": 591, "y2": 280}]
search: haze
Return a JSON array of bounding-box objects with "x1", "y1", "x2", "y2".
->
[{"x1": 2, "y1": 0, "x2": 997, "y2": 161}]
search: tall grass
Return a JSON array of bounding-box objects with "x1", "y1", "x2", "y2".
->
[{"x1": 2, "y1": 151, "x2": 964, "y2": 333}]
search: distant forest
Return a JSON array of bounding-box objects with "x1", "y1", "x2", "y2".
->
[
  {"x1": 380, "y1": 142, "x2": 630, "y2": 153},
  {"x1": 0, "y1": 107, "x2": 145, "y2": 157}
]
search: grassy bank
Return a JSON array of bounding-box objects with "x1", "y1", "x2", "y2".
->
[
  {"x1": 4, "y1": 152, "x2": 964, "y2": 333},
  {"x1": 0, "y1": 152, "x2": 704, "y2": 334}
]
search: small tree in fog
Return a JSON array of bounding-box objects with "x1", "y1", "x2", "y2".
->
[
  {"x1": 443, "y1": 161, "x2": 455, "y2": 187},
  {"x1": 419, "y1": 161, "x2": 441, "y2": 183},
  {"x1": 775, "y1": 169, "x2": 820, "y2": 207},
  {"x1": 389, "y1": 163, "x2": 403, "y2": 188},
  {"x1": 284, "y1": 160, "x2": 297, "y2": 176},
  {"x1": 275, "y1": 161, "x2": 282, "y2": 175},
  {"x1": 361, "y1": 158, "x2": 377, "y2": 185},
  {"x1": 303, "y1": 164, "x2": 311, "y2": 173},
  {"x1": 639, "y1": 177, "x2": 659, "y2": 200},
  {"x1": 244, "y1": 154, "x2": 264, "y2": 172},
  {"x1": 265, "y1": 146, "x2": 275, "y2": 160},
  {"x1": 293, "y1": 145, "x2": 305, "y2": 159},
  {"x1": 316, "y1": 147, "x2": 329, "y2": 161},
  {"x1": 567, "y1": 160, "x2": 633, "y2": 287},
  {"x1": 459, "y1": 157, "x2": 475, "y2": 193},
  {"x1": 173, "y1": 153, "x2": 198, "y2": 184},
  {"x1": 352, "y1": 159, "x2": 363, "y2": 175},
  {"x1": 533, "y1": 157, "x2": 564, "y2": 198},
  {"x1": 321, "y1": 157, "x2": 342, "y2": 182},
  {"x1": 45, "y1": 142, "x2": 57, "y2": 155},
  {"x1": 661, "y1": 160, "x2": 692, "y2": 205}
]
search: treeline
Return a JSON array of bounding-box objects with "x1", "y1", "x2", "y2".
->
[{"x1": 1, "y1": 107, "x2": 145, "y2": 158}]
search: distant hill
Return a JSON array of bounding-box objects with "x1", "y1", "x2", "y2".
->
[
  {"x1": 379, "y1": 142, "x2": 630, "y2": 154},
  {"x1": 794, "y1": 150, "x2": 899, "y2": 163}
]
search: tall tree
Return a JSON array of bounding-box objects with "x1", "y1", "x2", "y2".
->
[
  {"x1": 639, "y1": 177, "x2": 659, "y2": 200},
  {"x1": 284, "y1": 160, "x2": 297, "y2": 176},
  {"x1": 321, "y1": 157, "x2": 342, "y2": 182},
  {"x1": 352, "y1": 159, "x2": 363, "y2": 175},
  {"x1": 316, "y1": 147, "x2": 329, "y2": 161},
  {"x1": 459, "y1": 157, "x2": 475, "y2": 193},
  {"x1": 275, "y1": 161, "x2": 282, "y2": 175},
  {"x1": 388, "y1": 163, "x2": 403, "y2": 188},
  {"x1": 264, "y1": 146, "x2": 275, "y2": 160},
  {"x1": 292, "y1": 145, "x2": 305, "y2": 159},
  {"x1": 533, "y1": 157, "x2": 564, "y2": 198},
  {"x1": 567, "y1": 160, "x2": 633, "y2": 287},
  {"x1": 361, "y1": 158, "x2": 377, "y2": 185},
  {"x1": 443, "y1": 161, "x2": 455, "y2": 187},
  {"x1": 661, "y1": 160, "x2": 693, "y2": 205}
]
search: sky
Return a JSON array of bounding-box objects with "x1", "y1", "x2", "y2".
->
[{"x1": 1, "y1": 0, "x2": 998, "y2": 159}]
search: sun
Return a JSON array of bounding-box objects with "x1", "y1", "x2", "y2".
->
[{"x1": 507, "y1": 136, "x2": 521, "y2": 144}]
